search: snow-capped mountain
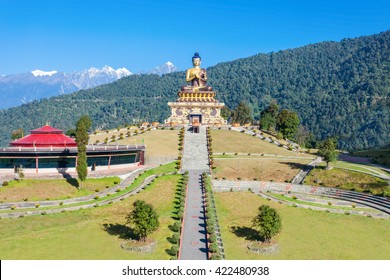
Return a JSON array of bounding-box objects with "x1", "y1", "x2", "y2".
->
[
  {"x1": 0, "y1": 62, "x2": 178, "y2": 109},
  {"x1": 0, "y1": 66, "x2": 132, "y2": 109},
  {"x1": 146, "y1": 61, "x2": 179, "y2": 75}
]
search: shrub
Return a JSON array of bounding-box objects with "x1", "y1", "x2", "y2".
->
[
  {"x1": 292, "y1": 195, "x2": 297, "y2": 200},
  {"x1": 169, "y1": 245, "x2": 179, "y2": 256},
  {"x1": 95, "y1": 189, "x2": 100, "y2": 192},
  {"x1": 344, "y1": 212, "x2": 350, "y2": 215},
  {"x1": 209, "y1": 234, "x2": 217, "y2": 243},
  {"x1": 23, "y1": 198, "x2": 28, "y2": 201},
  {"x1": 209, "y1": 243, "x2": 219, "y2": 253},
  {"x1": 328, "y1": 201, "x2": 332, "y2": 206},
  {"x1": 11, "y1": 205, "x2": 16, "y2": 210},
  {"x1": 206, "y1": 224, "x2": 214, "y2": 234},
  {"x1": 94, "y1": 196, "x2": 99, "y2": 200},
  {"x1": 170, "y1": 233, "x2": 180, "y2": 244},
  {"x1": 2, "y1": 181, "x2": 9, "y2": 186},
  {"x1": 210, "y1": 253, "x2": 222, "y2": 260},
  {"x1": 59, "y1": 202, "x2": 63, "y2": 206},
  {"x1": 171, "y1": 221, "x2": 181, "y2": 232},
  {"x1": 351, "y1": 203, "x2": 356, "y2": 208},
  {"x1": 177, "y1": 211, "x2": 183, "y2": 220}
]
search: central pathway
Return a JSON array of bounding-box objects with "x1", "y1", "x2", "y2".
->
[{"x1": 179, "y1": 125, "x2": 209, "y2": 260}]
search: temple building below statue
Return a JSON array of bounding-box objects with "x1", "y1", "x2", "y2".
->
[{"x1": 165, "y1": 52, "x2": 226, "y2": 126}]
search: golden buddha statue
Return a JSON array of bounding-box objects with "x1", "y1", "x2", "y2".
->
[{"x1": 181, "y1": 52, "x2": 212, "y2": 92}]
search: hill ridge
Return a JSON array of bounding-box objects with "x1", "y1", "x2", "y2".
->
[{"x1": 0, "y1": 30, "x2": 389, "y2": 150}]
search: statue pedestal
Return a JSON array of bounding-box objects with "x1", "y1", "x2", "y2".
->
[{"x1": 165, "y1": 90, "x2": 226, "y2": 125}]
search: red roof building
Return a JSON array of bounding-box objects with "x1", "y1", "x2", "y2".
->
[{"x1": 10, "y1": 125, "x2": 77, "y2": 148}]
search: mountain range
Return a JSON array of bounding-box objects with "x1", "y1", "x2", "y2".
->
[
  {"x1": 0, "y1": 62, "x2": 178, "y2": 109},
  {"x1": 0, "y1": 30, "x2": 388, "y2": 151}
]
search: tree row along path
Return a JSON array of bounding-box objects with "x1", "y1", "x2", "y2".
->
[{"x1": 179, "y1": 125, "x2": 209, "y2": 260}]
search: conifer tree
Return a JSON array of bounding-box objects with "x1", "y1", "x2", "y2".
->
[
  {"x1": 75, "y1": 115, "x2": 91, "y2": 189},
  {"x1": 231, "y1": 101, "x2": 253, "y2": 125}
]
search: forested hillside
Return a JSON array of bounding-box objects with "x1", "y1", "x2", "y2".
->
[{"x1": 0, "y1": 30, "x2": 389, "y2": 150}]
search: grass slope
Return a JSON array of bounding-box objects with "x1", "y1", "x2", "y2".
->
[
  {"x1": 353, "y1": 148, "x2": 390, "y2": 167},
  {"x1": 211, "y1": 130, "x2": 311, "y2": 157},
  {"x1": 0, "y1": 177, "x2": 119, "y2": 202},
  {"x1": 215, "y1": 191, "x2": 390, "y2": 260},
  {"x1": 0, "y1": 174, "x2": 180, "y2": 259},
  {"x1": 117, "y1": 129, "x2": 179, "y2": 158},
  {"x1": 304, "y1": 167, "x2": 389, "y2": 196},
  {"x1": 213, "y1": 157, "x2": 312, "y2": 182}
]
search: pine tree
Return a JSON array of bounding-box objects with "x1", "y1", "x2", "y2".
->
[
  {"x1": 231, "y1": 101, "x2": 253, "y2": 125},
  {"x1": 75, "y1": 115, "x2": 91, "y2": 189}
]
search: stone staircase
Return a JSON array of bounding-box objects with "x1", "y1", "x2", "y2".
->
[
  {"x1": 179, "y1": 125, "x2": 210, "y2": 260},
  {"x1": 181, "y1": 126, "x2": 209, "y2": 173}
]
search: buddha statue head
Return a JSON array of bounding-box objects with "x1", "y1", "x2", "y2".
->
[{"x1": 192, "y1": 52, "x2": 201, "y2": 67}]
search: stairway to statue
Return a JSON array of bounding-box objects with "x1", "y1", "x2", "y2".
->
[
  {"x1": 181, "y1": 126, "x2": 210, "y2": 172},
  {"x1": 179, "y1": 125, "x2": 209, "y2": 260}
]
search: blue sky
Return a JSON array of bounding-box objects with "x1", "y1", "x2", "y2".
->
[{"x1": 1, "y1": 0, "x2": 389, "y2": 75}]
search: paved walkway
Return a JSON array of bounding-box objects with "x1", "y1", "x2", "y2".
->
[
  {"x1": 179, "y1": 126, "x2": 209, "y2": 260},
  {"x1": 291, "y1": 157, "x2": 322, "y2": 184}
]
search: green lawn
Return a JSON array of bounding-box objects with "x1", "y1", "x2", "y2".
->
[
  {"x1": 0, "y1": 174, "x2": 180, "y2": 259},
  {"x1": 333, "y1": 161, "x2": 390, "y2": 177},
  {"x1": 304, "y1": 167, "x2": 389, "y2": 196},
  {"x1": 210, "y1": 130, "x2": 312, "y2": 157},
  {"x1": 214, "y1": 191, "x2": 390, "y2": 259},
  {"x1": 0, "y1": 177, "x2": 120, "y2": 202},
  {"x1": 353, "y1": 148, "x2": 390, "y2": 167}
]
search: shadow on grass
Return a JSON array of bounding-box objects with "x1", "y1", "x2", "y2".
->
[
  {"x1": 103, "y1": 223, "x2": 137, "y2": 240},
  {"x1": 66, "y1": 178, "x2": 79, "y2": 189},
  {"x1": 231, "y1": 226, "x2": 262, "y2": 241},
  {"x1": 57, "y1": 168, "x2": 80, "y2": 188},
  {"x1": 280, "y1": 161, "x2": 310, "y2": 171}
]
